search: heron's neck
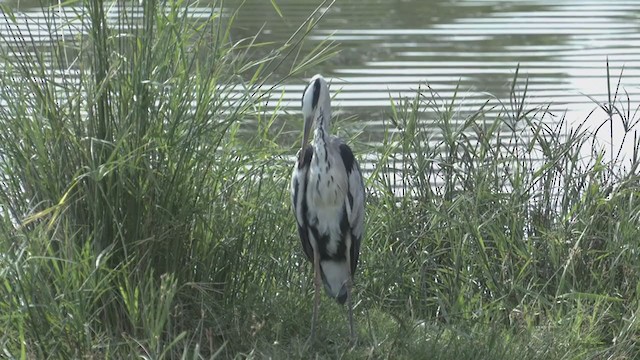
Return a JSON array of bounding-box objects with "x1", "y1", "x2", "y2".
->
[
  {"x1": 312, "y1": 109, "x2": 331, "y2": 166},
  {"x1": 313, "y1": 108, "x2": 330, "y2": 145}
]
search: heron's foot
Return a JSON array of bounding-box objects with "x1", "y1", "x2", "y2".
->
[
  {"x1": 348, "y1": 334, "x2": 358, "y2": 349},
  {"x1": 304, "y1": 331, "x2": 316, "y2": 350}
]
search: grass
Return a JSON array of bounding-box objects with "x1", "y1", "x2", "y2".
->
[{"x1": 0, "y1": 1, "x2": 639, "y2": 359}]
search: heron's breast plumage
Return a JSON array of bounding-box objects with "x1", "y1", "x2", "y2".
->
[{"x1": 306, "y1": 147, "x2": 348, "y2": 256}]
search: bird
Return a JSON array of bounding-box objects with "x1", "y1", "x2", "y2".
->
[{"x1": 290, "y1": 74, "x2": 365, "y2": 345}]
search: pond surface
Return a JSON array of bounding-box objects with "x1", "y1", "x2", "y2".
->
[
  {"x1": 230, "y1": 0, "x2": 640, "y2": 162},
  {"x1": 3, "y1": 0, "x2": 640, "y2": 163}
]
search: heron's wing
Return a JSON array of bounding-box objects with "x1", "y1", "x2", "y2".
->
[
  {"x1": 339, "y1": 143, "x2": 365, "y2": 275},
  {"x1": 291, "y1": 145, "x2": 314, "y2": 261}
]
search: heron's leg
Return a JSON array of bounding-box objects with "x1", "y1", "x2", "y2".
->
[
  {"x1": 308, "y1": 249, "x2": 321, "y2": 345},
  {"x1": 347, "y1": 278, "x2": 355, "y2": 340},
  {"x1": 346, "y1": 248, "x2": 357, "y2": 346}
]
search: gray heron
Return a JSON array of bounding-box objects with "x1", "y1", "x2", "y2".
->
[{"x1": 290, "y1": 74, "x2": 365, "y2": 344}]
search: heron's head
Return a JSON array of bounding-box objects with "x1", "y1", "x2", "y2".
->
[{"x1": 300, "y1": 74, "x2": 331, "y2": 160}]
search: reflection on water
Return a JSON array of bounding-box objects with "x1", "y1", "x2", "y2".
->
[
  {"x1": 231, "y1": 0, "x2": 640, "y2": 162},
  {"x1": 2, "y1": 0, "x2": 640, "y2": 163}
]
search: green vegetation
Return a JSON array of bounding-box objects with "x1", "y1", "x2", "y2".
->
[{"x1": 1, "y1": 1, "x2": 639, "y2": 359}]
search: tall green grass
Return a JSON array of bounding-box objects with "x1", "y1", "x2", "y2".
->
[
  {"x1": 0, "y1": 0, "x2": 336, "y2": 357},
  {"x1": 362, "y1": 68, "x2": 640, "y2": 359},
  {"x1": 0, "y1": 1, "x2": 639, "y2": 359}
]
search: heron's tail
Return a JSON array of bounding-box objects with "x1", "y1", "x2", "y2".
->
[
  {"x1": 334, "y1": 286, "x2": 348, "y2": 305},
  {"x1": 320, "y1": 260, "x2": 349, "y2": 305}
]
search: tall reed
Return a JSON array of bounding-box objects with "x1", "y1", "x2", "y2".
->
[{"x1": 0, "y1": 0, "x2": 335, "y2": 357}]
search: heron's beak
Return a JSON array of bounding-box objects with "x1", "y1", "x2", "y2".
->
[{"x1": 299, "y1": 113, "x2": 313, "y2": 163}]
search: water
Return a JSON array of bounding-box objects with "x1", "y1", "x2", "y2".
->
[
  {"x1": 2, "y1": 0, "x2": 640, "y2": 163},
  {"x1": 229, "y1": 0, "x2": 640, "y2": 161}
]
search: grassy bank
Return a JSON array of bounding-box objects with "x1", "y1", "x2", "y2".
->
[{"x1": 1, "y1": 1, "x2": 639, "y2": 359}]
